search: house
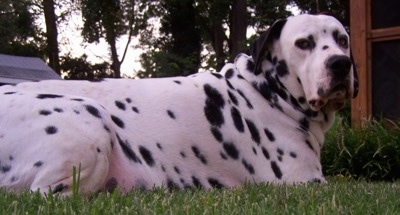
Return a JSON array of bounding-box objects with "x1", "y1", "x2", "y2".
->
[{"x1": 0, "y1": 54, "x2": 61, "y2": 86}]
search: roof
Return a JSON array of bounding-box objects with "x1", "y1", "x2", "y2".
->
[{"x1": 0, "y1": 54, "x2": 61, "y2": 84}]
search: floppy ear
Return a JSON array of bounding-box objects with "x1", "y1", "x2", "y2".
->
[
  {"x1": 251, "y1": 19, "x2": 287, "y2": 75},
  {"x1": 350, "y1": 53, "x2": 359, "y2": 98}
]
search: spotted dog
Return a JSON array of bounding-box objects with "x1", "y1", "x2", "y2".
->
[{"x1": 0, "y1": 14, "x2": 358, "y2": 195}]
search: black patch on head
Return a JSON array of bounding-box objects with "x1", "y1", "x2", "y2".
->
[
  {"x1": 245, "y1": 119, "x2": 260, "y2": 144},
  {"x1": 132, "y1": 106, "x2": 139, "y2": 113},
  {"x1": 45, "y1": 126, "x2": 58, "y2": 135},
  {"x1": 271, "y1": 161, "x2": 282, "y2": 179},
  {"x1": 117, "y1": 134, "x2": 141, "y2": 163},
  {"x1": 204, "y1": 84, "x2": 225, "y2": 127},
  {"x1": 261, "y1": 147, "x2": 270, "y2": 160},
  {"x1": 332, "y1": 30, "x2": 339, "y2": 42},
  {"x1": 111, "y1": 115, "x2": 125, "y2": 128},
  {"x1": 225, "y1": 69, "x2": 234, "y2": 79},
  {"x1": 115, "y1": 101, "x2": 126, "y2": 111},
  {"x1": 211, "y1": 73, "x2": 223, "y2": 79},
  {"x1": 276, "y1": 60, "x2": 289, "y2": 77},
  {"x1": 211, "y1": 127, "x2": 223, "y2": 142},
  {"x1": 39, "y1": 110, "x2": 52, "y2": 116},
  {"x1": 37, "y1": 94, "x2": 63, "y2": 99},
  {"x1": 308, "y1": 35, "x2": 316, "y2": 50},
  {"x1": 192, "y1": 176, "x2": 203, "y2": 188},
  {"x1": 85, "y1": 105, "x2": 101, "y2": 118},
  {"x1": 139, "y1": 146, "x2": 155, "y2": 167},
  {"x1": 167, "y1": 110, "x2": 176, "y2": 119},
  {"x1": 192, "y1": 146, "x2": 207, "y2": 165},
  {"x1": 237, "y1": 89, "x2": 253, "y2": 109},
  {"x1": 242, "y1": 159, "x2": 255, "y2": 175},
  {"x1": 208, "y1": 178, "x2": 224, "y2": 189},
  {"x1": 231, "y1": 107, "x2": 244, "y2": 133},
  {"x1": 223, "y1": 142, "x2": 239, "y2": 160},
  {"x1": 52, "y1": 183, "x2": 68, "y2": 193},
  {"x1": 264, "y1": 128, "x2": 275, "y2": 142},
  {"x1": 173, "y1": 80, "x2": 181, "y2": 84},
  {"x1": 227, "y1": 91, "x2": 238, "y2": 106},
  {"x1": 34, "y1": 161, "x2": 43, "y2": 167}
]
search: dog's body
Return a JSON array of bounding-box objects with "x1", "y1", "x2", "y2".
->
[{"x1": 0, "y1": 14, "x2": 357, "y2": 195}]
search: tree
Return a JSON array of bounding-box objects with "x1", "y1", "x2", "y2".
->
[
  {"x1": 60, "y1": 54, "x2": 113, "y2": 80},
  {"x1": 80, "y1": 0, "x2": 136, "y2": 78},
  {"x1": 0, "y1": 0, "x2": 46, "y2": 58}
]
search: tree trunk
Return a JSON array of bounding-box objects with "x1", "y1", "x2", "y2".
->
[
  {"x1": 108, "y1": 38, "x2": 121, "y2": 78},
  {"x1": 43, "y1": 0, "x2": 60, "y2": 75},
  {"x1": 230, "y1": 0, "x2": 247, "y2": 61}
]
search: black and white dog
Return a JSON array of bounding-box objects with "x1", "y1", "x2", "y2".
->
[{"x1": 0, "y1": 14, "x2": 358, "y2": 195}]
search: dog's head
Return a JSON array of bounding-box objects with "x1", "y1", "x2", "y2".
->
[{"x1": 251, "y1": 14, "x2": 358, "y2": 112}]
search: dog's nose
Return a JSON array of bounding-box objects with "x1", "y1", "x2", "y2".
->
[{"x1": 326, "y1": 55, "x2": 351, "y2": 79}]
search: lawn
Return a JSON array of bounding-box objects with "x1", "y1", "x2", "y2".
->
[{"x1": 1, "y1": 178, "x2": 399, "y2": 214}]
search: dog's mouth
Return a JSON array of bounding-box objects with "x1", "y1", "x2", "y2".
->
[{"x1": 308, "y1": 83, "x2": 349, "y2": 111}]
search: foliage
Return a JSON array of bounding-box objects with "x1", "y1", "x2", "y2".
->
[
  {"x1": 0, "y1": 0, "x2": 46, "y2": 58},
  {"x1": 1, "y1": 180, "x2": 400, "y2": 214},
  {"x1": 60, "y1": 54, "x2": 113, "y2": 80},
  {"x1": 323, "y1": 119, "x2": 400, "y2": 181}
]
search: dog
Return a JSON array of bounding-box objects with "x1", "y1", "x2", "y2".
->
[{"x1": 0, "y1": 14, "x2": 358, "y2": 195}]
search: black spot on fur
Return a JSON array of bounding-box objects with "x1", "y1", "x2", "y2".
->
[
  {"x1": 45, "y1": 126, "x2": 58, "y2": 135},
  {"x1": 211, "y1": 73, "x2": 223, "y2": 79},
  {"x1": 230, "y1": 107, "x2": 244, "y2": 132},
  {"x1": 208, "y1": 178, "x2": 224, "y2": 188},
  {"x1": 4, "y1": 92, "x2": 16, "y2": 95},
  {"x1": 204, "y1": 87, "x2": 225, "y2": 127},
  {"x1": 305, "y1": 140, "x2": 315, "y2": 152},
  {"x1": 174, "y1": 80, "x2": 181, "y2": 84},
  {"x1": 111, "y1": 115, "x2": 125, "y2": 128},
  {"x1": 290, "y1": 152, "x2": 297, "y2": 158},
  {"x1": 192, "y1": 176, "x2": 203, "y2": 188},
  {"x1": 237, "y1": 89, "x2": 253, "y2": 109},
  {"x1": 97, "y1": 147, "x2": 101, "y2": 153},
  {"x1": 156, "y1": 143, "x2": 163, "y2": 150},
  {"x1": 115, "y1": 101, "x2": 126, "y2": 111},
  {"x1": 276, "y1": 60, "x2": 289, "y2": 77},
  {"x1": 226, "y1": 80, "x2": 235, "y2": 90},
  {"x1": 227, "y1": 91, "x2": 238, "y2": 106},
  {"x1": 139, "y1": 146, "x2": 155, "y2": 167},
  {"x1": 85, "y1": 105, "x2": 101, "y2": 118},
  {"x1": 237, "y1": 74, "x2": 244, "y2": 79},
  {"x1": 174, "y1": 166, "x2": 181, "y2": 174},
  {"x1": 277, "y1": 148, "x2": 284, "y2": 156},
  {"x1": 261, "y1": 147, "x2": 270, "y2": 160},
  {"x1": 192, "y1": 146, "x2": 207, "y2": 165},
  {"x1": 105, "y1": 177, "x2": 118, "y2": 192},
  {"x1": 242, "y1": 159, "x2": 255, "y2": 175},
  {"x1": 298, "y1": 97, "x2": 306, "y2": 104},
  {"x1": 264, "y1": 128, "x2": 275, "y2": 142},
  {"x1": 245, "y1": 119, "x2": 260, "y2": 144},
  {"x1": 211, "y1": 127, "x2": 223, "y2": 142},
  {"x1": 1, "y1": 165, "x2": 11, "y2": 173},
  {"x1": 132, "y1": 106, "x2": 139, "y2": 113},
  {"x1": 167, "y1": 110, "x2": 176, "y2": 119},
  {"x1": 37, "y1": 94, "x2": 63, "y2": 99},
  {"x1": 180, "y1": 151, "x2": 186, "y2": 158},
  {"x1": 225, "y1": 69, "x2": 234, "y2": 79},
  {"x1": 223, "y1": 142, "x2": 239, "y2": 160},
  {"x1": 117, "y1": 135, "x2": 141, "y2": 163},
  {"x1": 39, "y1": 110, "x2": 52, "y2": 116},
  {"x1": 126, "y1": 98, "x2": 132, "y2": 103},
  {"x1": 299, "y1": 117, "x2": 309, "y2": 132},
  {"x1": 167, "y1": 178, "x2": 179, "y2": 189},
  {"x1": 271, "y1": 161, "x2": 282, "y2": 179},
  {"x1": 247, "y1": 59, "x2": 255, "y2": 72},
  {"x1": 71, "y1": 98, "x2": 84, "y2": 102},
  {"x1": 34, "y1": 161, "x2": 43, "y2": 167},
  {"x1": 52, "y1": 183, "x2": 68, "y2": 193}
]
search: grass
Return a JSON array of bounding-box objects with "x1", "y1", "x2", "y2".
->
[{"x1": 1, "y1": 178, "x2": 400, "y2": 214}]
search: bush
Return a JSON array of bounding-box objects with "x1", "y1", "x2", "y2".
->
[{"x1": 322, "y1": 118, "x2": 400, "y2": 181}]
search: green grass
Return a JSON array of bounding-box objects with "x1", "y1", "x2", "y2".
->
[{"x1": 1, "y1": 179, "x2": 400, "y2": 214}]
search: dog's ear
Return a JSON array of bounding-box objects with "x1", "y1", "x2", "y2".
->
[
  {"x1": 251, "y1": 19, "x2": 287, "y2": 75},
  {"x1": 350, "y1": 53, "x2": 359, "y2": 98}
]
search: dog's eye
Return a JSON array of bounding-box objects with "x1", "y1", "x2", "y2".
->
[
  {"x1": 337, "y1": 36, "x2": 348, "y2": 48},
  {"x1": 295, "y1": 39, "x2": 311, "y2": 50}
]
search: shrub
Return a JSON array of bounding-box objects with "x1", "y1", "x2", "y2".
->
[{"x1": 322, "y1": 118, "x2": 400, "y2": 181}]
